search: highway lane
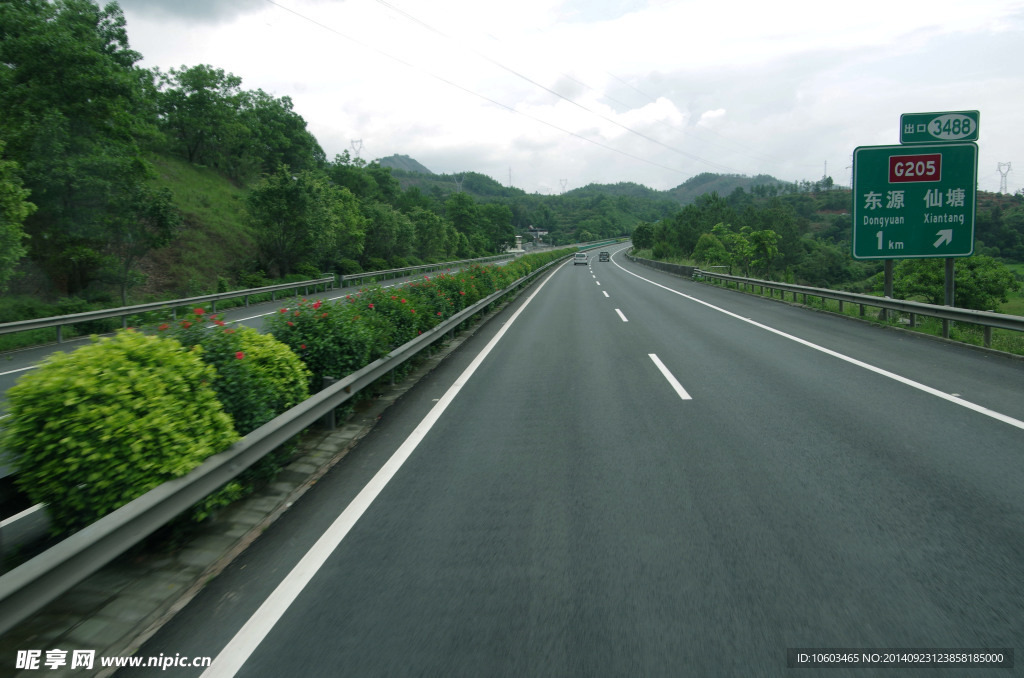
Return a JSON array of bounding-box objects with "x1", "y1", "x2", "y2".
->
[{"x1": 117, "y1": 247, "x2": 1023, "y2": 676}]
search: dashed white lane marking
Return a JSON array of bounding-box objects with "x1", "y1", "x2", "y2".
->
[{"x1": 649, "y1": 353, "x2": 692, "y2": 401}]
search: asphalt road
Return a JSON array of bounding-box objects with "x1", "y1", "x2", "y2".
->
[{"x1": 116, "y1": 245, "x2": 1023, "y2": 677}]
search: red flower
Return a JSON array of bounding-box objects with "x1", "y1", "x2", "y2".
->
[
  {"x1": 182, "y1": 321, "x2": 192, "y2": 328},
  {"x1": 368, "y1": 303, "x2": 374, "y2": 309},
  {"x1": 400, "y1": 298, "x2": 407, "y2": 304},
  {"x1": 157, "y1": 323, "x2": 169, "y2": 331},
  {"x1": 194, "y1": 308, "x2": 205, "y2": 315},
  {"x1": 300, "y1": 344, "x2": 306, "y2": 349},
  {"x1": 235, "y1": 351, "x2": 244, "y2": 360},
  {"x1": 459, "y1": 291, "x2": 465, "y2": 296},
  {"x1": 287, "y1": 321, "x2": 294, "y2": 326},
  {"x1": 410, "y1": 309, "x2": 416, "y2": 314},
  {"x1": 312, "y1": 300, "x2": 322, "y2": 310},
  {"x1": 294, "y1": 311, "x2": 300, "y2": 317},
  {"x1": 279, "y1": 308, "x2": 288, "y2": 313},
  {"x1": 437, "y1": 311, "x2": 442, "y2": 316},
  {"x1": 321, "y1": 312, "x2": 328, "y2": 318}
]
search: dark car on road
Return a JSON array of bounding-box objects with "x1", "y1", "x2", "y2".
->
[{"x1": 598, "y1": 251, "x2": 610, "y2": 262}]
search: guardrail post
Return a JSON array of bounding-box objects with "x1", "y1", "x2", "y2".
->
[
  {"x1": 984, "y1": 326, "x2": 992, "y2": 347},
  {"x1": 56, "y1": 325, "x2": 63, "y2": 343},
  {"x1": 321, "y1": 377, "x2": 337, "y2": 429}
]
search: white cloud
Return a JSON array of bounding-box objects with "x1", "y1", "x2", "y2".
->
[{"x1": 120, "y1": 0, "x2": 1024, "y2": 194}]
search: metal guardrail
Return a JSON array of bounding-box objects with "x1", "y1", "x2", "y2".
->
[
  {"x1": 0, "y1": 277, "x2": 336, "y2": 343},
  {"x1": 0, "y1": 252, "x2": 572, "y2": 636},
  {"x1": 0, "y1": 253, "x2": 521, "y2": 346},
  {"x1": 694, "y1": 268, "x2": 1024, "y2": 347},
  {"x1": 338, "y1": 254, "x2": 514, "y2": 287},
  {"x1": 624, "y1": 251, "x2": 1024, "y2": 348}
]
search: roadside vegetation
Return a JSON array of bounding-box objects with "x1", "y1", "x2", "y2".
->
[{"x1": 1, "y1": 249, "x2": 571, "y2": 541}]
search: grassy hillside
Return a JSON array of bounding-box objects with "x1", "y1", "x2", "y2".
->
[{"x1": 142, "y1": 155, "x2": 255, "y2": 299}]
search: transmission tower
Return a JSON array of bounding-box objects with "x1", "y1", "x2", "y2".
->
[
  {"x1": 351, "y1": 139, "x2": 363, "y2": 159},
  {"x1": 559, "y1": 179, "x2": 567, "y2": 194},
  {"x1": 998, "y1": 162, "x2": 1012, "y2": 193},
  {"x1": 453, "y1": 174, "x2": 465, "y2": 193}
]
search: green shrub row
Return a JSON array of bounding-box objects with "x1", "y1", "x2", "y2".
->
[
  {"x1": 266, "y1": 249, "x2": 572, "y2": 386},
  {"x1": 1, "y1": 250, "x2": 570, "y2": 536}
]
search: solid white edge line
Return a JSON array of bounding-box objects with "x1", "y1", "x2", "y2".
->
[
  {"x1": 200, "y1": 259, "x2": 569, "y2": 678},
  {"x1": 649, "y1": 353, "x2": 692, "y2": 400},
  {"x1": 615, "y1": 308, "x2": 628, "y2": 322},
  {"x1": 614, "y1": 259, "x2": 1024, "y2": 431},
  {"x1": 0, "y1": 365, "x2": 37, "y2": 376}
]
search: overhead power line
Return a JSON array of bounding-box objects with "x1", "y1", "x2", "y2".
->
[
  {"x1": 372, "y1": 0, "x2": 740, "y2": 173},
  {"x1": 263, "y1": 0, "x2": 692, "y2": 177}
]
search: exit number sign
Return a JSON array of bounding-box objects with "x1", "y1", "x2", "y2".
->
[{"x1": 900, "y1": 110, "x2": 979, "y2": 144}]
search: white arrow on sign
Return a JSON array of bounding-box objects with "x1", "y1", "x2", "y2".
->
[{"x1": 933, "y1": 229, "x2": 954, "y2": 248}]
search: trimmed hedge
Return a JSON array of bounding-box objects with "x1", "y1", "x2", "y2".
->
[{"x1": 3, "y1": 331, "x2": 239, "y2": 535}]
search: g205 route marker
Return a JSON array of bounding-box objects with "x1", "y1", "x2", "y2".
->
[{"x1": 851, "y1": 142, "x2": 978, "y2": 260}]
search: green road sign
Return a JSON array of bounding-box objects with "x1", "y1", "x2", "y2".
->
[
  {"x1": 852, "y1": 142, "x2": 977, "y2": 260},
  {"x1": 900, "y1": 110, "x2": 979, "y2": 144}
]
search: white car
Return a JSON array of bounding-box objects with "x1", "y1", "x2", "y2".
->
[{"x1": 574, "y1": 253, "x2": 588, "y2": 265}]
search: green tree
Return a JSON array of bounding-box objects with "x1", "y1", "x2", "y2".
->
[
  {"x1": 693, "y1": 232, "x2": 729, "y2": 267},
  {"x1": 246, "y1": 166, "x2": 356, "y2": 276},
  {"x1": 890, "y1": 256, "x2": 1021, "y2": 310},
  {"x1": 0, "y1": 0, "x2": 166, "y2": 296},
  {"x1": 479, "y1": 202, "x2": 515, "y2": 252},
  {"x1": 409, "y1": 208, "x2": 451, "y2": 261},
  {"x1": 155, "y1": 64, "x2": 248, "y2": 171},
  {"x1": 632, "y1": 222, "x2": 655, "y2": 250},
  {"x1": 749, "y1": 229, "x2": 781, "y2": 277},
  {"x1": 445, "y1": 192, "x2": 484, "y2": 255},
  {"x1": 0, "y1": 143, "x2": 35, "y2": 292},
  {"x1": 711, "y1": 223, "x2": 753, "y2": 276},
  {"x1": 241, "y1": 89, "x2": 325, "y2": 175},
  {"x1": 362, "y1": 201, "x2": 415, "y2": 265}
]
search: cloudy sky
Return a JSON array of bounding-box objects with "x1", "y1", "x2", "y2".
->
[{"x1": 117, "y1": 0, "x2": 1024, "y2": 195}]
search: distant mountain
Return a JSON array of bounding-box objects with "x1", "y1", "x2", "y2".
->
[
  {"x1": 378, "y1": 154, "x2": 434, "y2": 174},
  {"x1": 379, "y1": 155, "x2": 790, "y2": 207},
  {"x1": 666, "y1": 172, "x2": 788, "y2": 204}
]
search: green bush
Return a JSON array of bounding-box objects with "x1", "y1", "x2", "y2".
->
[
  {"x1": 161, "y1": 311, "x2": 310, "y2": 435},
  {"x1": 266, "y1": 297, "x2": 393, "y2": 388},
  {"x1": 2, "y1": 330, "x2": 239, "y2": 535},
  {"x1": 157, "y1": 312, "x2": 312, "y2": 518}
]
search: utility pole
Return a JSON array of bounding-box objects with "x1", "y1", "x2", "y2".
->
[{"x1": 997, "y1": 162, "x2": 1012, "y2": 193}]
